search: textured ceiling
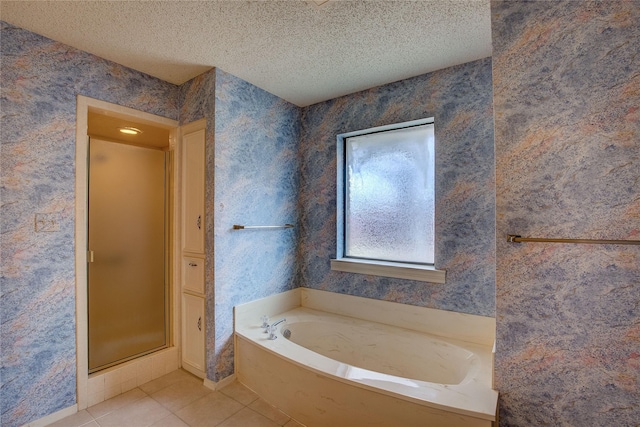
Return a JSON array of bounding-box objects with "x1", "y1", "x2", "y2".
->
[{"x1": 0, "y1": 0, "x2": 492, "y2": 107}]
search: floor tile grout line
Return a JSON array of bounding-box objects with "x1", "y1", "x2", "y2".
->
[
  {"x1": 244, "y1": 404, "x2": 290, "y2": 426},
  {"x1": 220, "y1": 392, "x2": 258, "y2": 407},
  {"x1": 78, "y1": 370, "x2": 300, "y2": 427},
  {"x1": 168, "y1": 391, "x2": 248, "y2": 427},
  {"x1": 213, "y1": 397, "x2": 247, "y2": 427},
  {"x1": 87, "y1": 387, "x2": 151, "y2": 421}
]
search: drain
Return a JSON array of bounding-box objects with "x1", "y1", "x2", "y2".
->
[{"x1": 282, "y1": 329, "x2": 291, "y2": 339}]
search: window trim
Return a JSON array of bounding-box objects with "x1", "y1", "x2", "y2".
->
[
  {"x1": 332, "y1": 117, "x2": 446, "y2": 283},
  {"x1": 330, "y1": 258, "x2": 446, "y2": 283}
]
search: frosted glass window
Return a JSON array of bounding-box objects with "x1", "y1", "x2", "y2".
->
[{"x1": 344, "y1": 122, "x2": 435, "y2": 264}]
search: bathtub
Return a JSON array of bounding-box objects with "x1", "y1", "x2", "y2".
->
[{"x1": 235, "y1": 288, "x2": 498, "y2": 427}]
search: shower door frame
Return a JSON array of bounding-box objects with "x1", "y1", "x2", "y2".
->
[
  {"x1": 75, "y1": 96, "x2": 181, "y2": 410},
  {"x1": 87, "y1": 138, "x2": 170, "y2": 373}
]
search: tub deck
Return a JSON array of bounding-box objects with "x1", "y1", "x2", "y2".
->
[{"x1": 234, "y1": 288, "x2": 498, "y2": 427}]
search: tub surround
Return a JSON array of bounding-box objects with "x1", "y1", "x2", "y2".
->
[
  {"x1": 235, "y1": 289, "x2": 497, "y2": 426},
  {"x1": 238, "y1": 339, "x2": 491, "y2": 427},
  {"x1": 300, "y1": 287, "x2": 495, "y2": 346}
]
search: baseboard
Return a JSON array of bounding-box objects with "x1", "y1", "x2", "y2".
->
[
  {"x1": 182, "y1": 362, "x2": 205, "y2": 379},
  {"x1": 203, "y1": 373, "x2": 236, "y2": 391},
  {"x1": 22, "y1": 404, "x2": 77, "y2": 427}
]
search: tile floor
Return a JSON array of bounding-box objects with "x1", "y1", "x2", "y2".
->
[{"x1": 50, "y1": 369, "x2": 304, "y2": 427}]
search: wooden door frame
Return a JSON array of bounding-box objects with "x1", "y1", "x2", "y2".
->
[{"x1": 75, "y1": 96, "x2": 180, "y2": 409}]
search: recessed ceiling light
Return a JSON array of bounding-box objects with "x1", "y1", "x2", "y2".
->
[{"x1": 119, "y1": 127, "x2": 143, "y2": 135}]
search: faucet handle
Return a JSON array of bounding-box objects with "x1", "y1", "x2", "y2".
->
[
  {"x1": 267, "y1": 318, "x2": 286, "y2": 340},
  {"x1": 268, "y1": 324, "x2": 278, "y2": 340},
  {"x1": 261, "y1": 315, "x2": 270, "y2": 332}
]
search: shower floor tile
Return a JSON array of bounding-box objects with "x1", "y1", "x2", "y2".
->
[{"x1": 52, "y1": 369, "x2": 304, "y2": 427}]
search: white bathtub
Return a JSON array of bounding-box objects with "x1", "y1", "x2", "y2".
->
[{"x1": 235, "y1": 289, "x2": 498, "y2": 427}]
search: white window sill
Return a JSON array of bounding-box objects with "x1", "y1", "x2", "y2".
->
[{"x1": 330, "y1": 258, "x2": 446, "y2": 283}]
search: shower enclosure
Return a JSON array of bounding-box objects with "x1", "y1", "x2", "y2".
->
[{"x1": 87, "y1": 138, "x2": 169, "y2": 373}]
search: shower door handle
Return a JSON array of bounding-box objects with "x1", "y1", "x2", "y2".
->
[
  {"x1": 197, "y1": 215, "x2": 201, "y2": 230},
  {"x1": 197, "y1": 316, "x2": 202, "y2": 331}
]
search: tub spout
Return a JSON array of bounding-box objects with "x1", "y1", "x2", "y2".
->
[{"x1": 268, "y1": 318, "x2": 286, "y2": 340}]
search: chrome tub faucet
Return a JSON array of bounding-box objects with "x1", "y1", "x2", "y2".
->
[{"x1": 268, "y1": 318, "x2": 286, "y2": 340}]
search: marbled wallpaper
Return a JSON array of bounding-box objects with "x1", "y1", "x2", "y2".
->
[
  {"x1": 168, "y1": 68, "x2": 303, "y2": 383},
  {"x1": 492, "y1": 1, "x2": 640, "y2": 425},
  {"x1": 11, "y1": 3, "x2": 635, "y2": 424},
  {"x1": 298, "y1": 58, "x2": 495, "y2": 317},
  {"x1": 0, "y1": 21, "x2": 179, "y2": 427},
  {"x1": 213, "y1": 69, "x2": 301, "y2": 381}
]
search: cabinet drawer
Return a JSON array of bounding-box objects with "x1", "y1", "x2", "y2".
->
[{"x1": 183, "y1": 257, "x2": 204, "y2": 294}]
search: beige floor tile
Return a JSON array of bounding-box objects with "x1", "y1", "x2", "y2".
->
[
  {"x1": 47, "y1": 409, "x2": 95, "y2": 427},
  {"x1": 79, "y1": 422, "x2": 100, "y2": 427},
  {"x1": 95, "y1": 396, "x2": 170, "y2": 427},
  {"x1": 151, "y1": 377, "x2": 212, "y2": 412},
  {"x1": 87, "y1": 388, "x2": 147, "y2": 418},
  {"x1": 248, "y1": 399, "x2": 290, "y2": 425},
  {"x1": 139, "y1": 369, "x2": 197, "y2": 395},
  {"x1": 218, "y1": 381, "x2": 259, "y2": 406},
  {"x1": 150, "y1": 413, "x2": 190, "y2": 427},
  {"x1": 283, "y1": 419, "x2": 306, "y2": 427},
  {"x1": 175, "y1": 392, "x2": 244, "y2": 426},
  {"x1": 217, "y1": 407, "x2": 280, "y2": 427}
]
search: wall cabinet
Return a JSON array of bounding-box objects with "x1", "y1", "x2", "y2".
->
[
  {"x1": 180, "y1": 121, "x2": 206, "y2": 379},
  {"x1": 182, "y1": 293, "x2": 205, "y2": 373},
  {"x1": 182, "y1": 128, "x2": 205, "y2": 254}
]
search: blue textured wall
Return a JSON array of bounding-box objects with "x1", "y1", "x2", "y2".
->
[
  {"x1": 0, "y1": 21, "x2": 179, "y2": 427},
  {"x1": 492, "y1": 1, "x2": 640, "y2": 425},
  {"x1": 176, "y1": 69, "x2": 302, "y2": 383},
  {"x1": 213, "y1": 69, "x2": 301, "y2": 380},
  {"x1": 298, "y1": 58, "x2": 495, "y2": 317}
]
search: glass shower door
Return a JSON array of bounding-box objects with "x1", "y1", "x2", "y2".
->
[{"x1": 88, "y1": 138, "x2": 168, "y2": 372}]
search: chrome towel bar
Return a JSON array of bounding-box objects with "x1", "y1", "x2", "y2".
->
[
  {"x1": 507, "y1": 235, "x2": 640, "y2": 245},
  {"x1": 233, "y1": 224, "x2": 294, "y2": 230}
]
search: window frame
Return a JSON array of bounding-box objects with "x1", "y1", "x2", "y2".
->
[{"x1": 331, "y1": 118, "x2": 446, "y2": 283}]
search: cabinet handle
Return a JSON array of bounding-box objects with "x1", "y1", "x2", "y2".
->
[
  {"x1": 197, "y1": 316, "x2": 202, "y2": 331},
  {"x1": 189, "y1": 263, "x2": 198, "y2": 267},
  {"x1": 197, "y1": 215, "x2": 201, "y2": 230}
]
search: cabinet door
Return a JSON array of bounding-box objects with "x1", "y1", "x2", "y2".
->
[
  {"x1": 182, "y1": 294, "x2": 205, "y2": 372},
  {"x1": 182, "y1": 129, "x2": 205, "y2": 254},
  {"x1": 182, "y1": 256, "x2": 205, "y2": 295}
]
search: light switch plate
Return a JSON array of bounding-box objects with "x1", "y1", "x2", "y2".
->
[{"x1": 35, "y1": 213, "x2": 61, "y2": 232}]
